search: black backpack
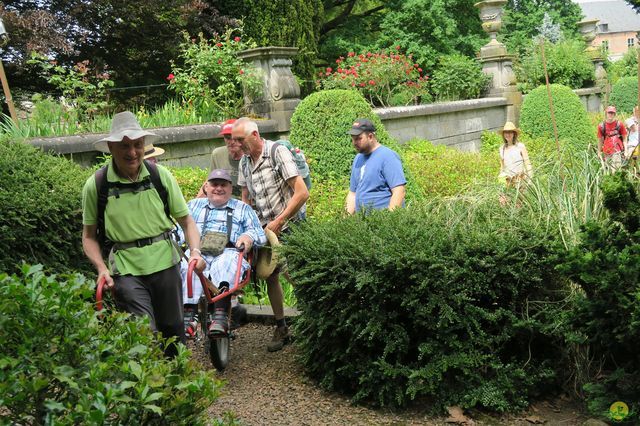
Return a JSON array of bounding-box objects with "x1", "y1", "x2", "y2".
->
[{"x1": 95, "y1": 160, "x2": 172, "y2": 254}]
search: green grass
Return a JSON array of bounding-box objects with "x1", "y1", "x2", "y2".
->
[{"x1": 240, "y1": 276, "x2": 297, "y2": 308}]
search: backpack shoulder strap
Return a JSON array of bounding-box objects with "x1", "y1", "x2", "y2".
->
[
  {"x1": 95, "y1": 164, "x2": 109, "y2": 247},
  {"x1": 269, "y1": 140, "x2": 282, "y2": 172},
  {"x1": 144, "y1": 160, "x2": 172, "y2": 222}
]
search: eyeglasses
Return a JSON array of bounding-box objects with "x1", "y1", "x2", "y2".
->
[
  {"x1": 223, "y1": 134, "x2": 233, "y2": 140},
  {"x1": 230, "y1": 137, "x2": 245, "y2": 143}
]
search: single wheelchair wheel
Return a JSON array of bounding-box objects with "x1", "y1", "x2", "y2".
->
[{"x1": 209, "y1": 335, "x2": 230, "y2": 371}]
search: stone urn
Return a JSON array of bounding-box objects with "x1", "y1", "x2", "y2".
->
[
  {"x1": 577, "y1": 19, "x2": 601, "y2": 59},
  {"x1": 475, "y1": 0, "x2": 508, "y2": 57}
]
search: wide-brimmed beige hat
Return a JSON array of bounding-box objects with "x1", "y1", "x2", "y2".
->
[
  {"x1": 499, "y1": 121, "x2": 521, "y2": 136},
  {"x1": 94, "y1": 111, "x2": 158, "y2": 152},
  {"x1": 255, "y1": 229, "x2": 281, "y2": 279},
  {"x1": 143, "y1": 144, "x2": 165, "y2": 159}
]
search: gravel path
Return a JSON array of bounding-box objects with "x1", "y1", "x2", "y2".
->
[{"x1": 190, "y1": 323, "x2": 588, "y2": 426}]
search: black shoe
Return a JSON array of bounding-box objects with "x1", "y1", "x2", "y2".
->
[
  {"x1": 208, "y1": 309, "x2": 229, "y2": 335},
  {"x1": 230, "y1": 303, "x2": 248, "y2": 330}
]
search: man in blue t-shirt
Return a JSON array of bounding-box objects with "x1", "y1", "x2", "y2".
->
[{"x1": 345, "y1": 118, "x2": 406, "y2": 214}]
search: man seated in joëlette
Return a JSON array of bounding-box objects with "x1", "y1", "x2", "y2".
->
[{"x1": 176, "y1": 169, "x2": 266, "y2": 336}]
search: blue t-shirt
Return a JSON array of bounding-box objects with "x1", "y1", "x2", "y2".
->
[{"x1": 349, "y1": 145, "x2": 406, "y2": 212}]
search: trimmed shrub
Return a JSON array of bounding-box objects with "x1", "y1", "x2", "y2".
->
[
  {"x1": 289, "y1": 89, "x2": 396, "y2": 180},
  {"x1": 0, "y1": 265, "x2": 223, "y2": 424},
  {"x1": 0, "y1": 139, "x2": 92, "y2": 274},
  {"x1": 306, "y1": 176, "x2": 349, "y2": 222},
  {"x1": 283, "y1": 202, "x2": 566, "y2": 410},
  {"x1": 515, "y1": 40, "x2": 595, "y2": 93},
  {"x1": 430, "y1": 54, "x2": 491, "y2": 101},
  {"x1": 609, "y1": 76, "x2": 638, "y2": 115},
  {"x1": 401, "y1": 140, "x2": 497, "y2": 198},
  {"x1": 520, "y1": 84, "x2": 594, "y2": 150},
  {"x1": 558, "y1": 172, "x2": 640, "y2": 422}
]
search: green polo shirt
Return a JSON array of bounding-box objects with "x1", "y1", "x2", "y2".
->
[{"x1": 82, "y1": 160, "x2": 189, "y2": 276}]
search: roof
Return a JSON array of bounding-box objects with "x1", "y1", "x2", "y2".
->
[{"x1": 577, "y1": 0, "x2": 640, "y2": 33}]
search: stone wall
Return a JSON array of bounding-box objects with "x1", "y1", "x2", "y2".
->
[{"x1": 376, "y1": 98, "x2": 508, "y2": 151}]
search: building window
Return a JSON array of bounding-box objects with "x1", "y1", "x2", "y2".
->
[
  {"x1": 599, "y1": 23, "x2": 609, "y2": 32},
  {"x1": 629, "y1": 38, "x2": 636, "y2": 48},
  {"x1": 602, "y1": 40, "x2": 609, "y2": 51}
]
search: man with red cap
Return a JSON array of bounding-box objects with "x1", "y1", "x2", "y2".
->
[
  {"x1": 198, "y1": 119, "x2": 243, "y2": 198},
  {"x1": 598, "y1": 106, "x2": 627, "y2": 170}
]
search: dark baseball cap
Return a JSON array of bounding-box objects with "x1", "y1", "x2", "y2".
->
[
  {"x1": 347, "y1": 118, "x2": 376, "y2": 135},
  {"x1": 207, "y1": 169, "x2": 232, "y2": 182}
]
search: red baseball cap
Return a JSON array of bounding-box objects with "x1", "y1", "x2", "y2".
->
[
  {"x1": 606, "y1": 106, "x2": 616, "y2": 113},
  {"x1": 218, "y1": 118, "x2": 237, "y2": 136}
]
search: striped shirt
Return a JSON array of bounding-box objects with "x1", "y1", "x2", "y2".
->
[{"x1": 238, "y1": 139, "x2": 305, "y2": 227}]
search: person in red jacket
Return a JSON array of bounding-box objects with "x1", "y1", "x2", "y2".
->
[{"x1": 597, "y1": 105, "x2": 627, "y2": 170}]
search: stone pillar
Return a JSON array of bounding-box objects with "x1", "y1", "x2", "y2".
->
[
  {"x1": 237, "y1": 47, "x2": 301, "y2": 133},
  {"x1": 577, "y1": 19, "x2": 608, "y2": 89},
  {"x1": 475, "y1": 0, "x2": 522, "y2": 124}
]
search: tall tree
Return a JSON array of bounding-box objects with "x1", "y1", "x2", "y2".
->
[
  {"x1": 1, "y1": 0, "x2": 232, "y2": 101},
  {"x1": 501, "y1": 0, "x2": 584, "y2": 55}
]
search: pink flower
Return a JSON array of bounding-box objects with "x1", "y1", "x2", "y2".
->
[
  {"x1": 234, "y1": 37, "x2": 241, "y2": 42},
  {"x1": 369, "y1": 80, "x2": 375, "y2": 85},
  {"x1": 166, "y1": 73, "x2": 175, "y2": 81},
  {"x1": 348, "y1": 52, "x2": 355, "y2": 57},
  {"x1": 326, "y1": 67, "x2": 332, "y2": 73}
]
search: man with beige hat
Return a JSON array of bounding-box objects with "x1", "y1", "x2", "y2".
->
[{"x1": 81, "y1": 111, "x2": 205, "y2": 357}]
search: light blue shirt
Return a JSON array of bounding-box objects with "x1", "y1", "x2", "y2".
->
[{"x1": 349, "y1": 145, "x2": 406, "y2": 212}]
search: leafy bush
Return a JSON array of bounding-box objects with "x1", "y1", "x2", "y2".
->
[
  {"x1": 606, "y1": 48, "x2": 637, "y2": 84},
  {"x1": 169, "y1": 28, "x2": 262, "y2": 121},
  {"x1": 28, "y1": 54, "x2": 115, "y2": 120},
  {"x1": 289, "y1": 89, "x2": 395, "y2": 180},
  {"x1": 520, "y1": 84, "x2": 594, "y2": 150},
  {"x1": 0, "y1": 139, "x2": 91, "y2": 274},
  {"x1": 515, "y1": 39, "x2": 595, "y2": 93},
  {"x1": 401, "y1": 140, "x2": 497, "y2": 198},
  {"x1": 558, "y1": 172, "x2": 640, "y2": 422},
  {"x1": 430, "y1": 54, "x2": 491, "y2": 101},
  {"x1": 609, "y1": 76, "x2": 638, "y2": 115},
  {"x1": 283, "y1": 202, "x2": 566, "y2": 410},
  {"x1": 318, "y1": 50, "x2": 430, "y2": 107},
  {"x1": 0, "y1": 265, "x2": 224, "y2": 424},
  {"x1": 168, "y1": 166, "x2": 209, "y2": 201}
]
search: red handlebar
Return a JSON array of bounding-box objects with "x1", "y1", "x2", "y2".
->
[
  {"x1": 187, "y1": 249, "x2": 252, "y2": 304},
  {"x1": 96, "y1": 276, "x2": 107, "y2": 311}
]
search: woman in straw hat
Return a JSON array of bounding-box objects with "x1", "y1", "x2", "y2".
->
[
  {"x1": 143, "y1": 144, "x2": 165, "y2": 165},
  {"x1": 498, "y1": 121, "x2": 533, "y2": 188}
]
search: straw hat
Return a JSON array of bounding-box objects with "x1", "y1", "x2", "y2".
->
[
  {"x1": 143, "y1": 144, "x2": 165, "y2": 159},
  {"x1": 94, "y1": 111, "x2": 158, "y2": 152},
  {"x1": 498, "y1": 121, "x2": 521, "y2": 136},
  {"x1": 255, "y1": 229, "x2": 281, "y2": 279}
]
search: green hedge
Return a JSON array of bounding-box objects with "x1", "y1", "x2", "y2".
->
[
  {"x1": 609, "y1": 76, "x2": 638, "y2": 115},
  {"x1": 0, "y1": 139, "x2": 92, "y2": 274},
  {"x1": 520, "y1": 84, "x2": 594, "y2": 151},
  {"x1": 283, "y1": 202, "x2": 565, "y2": 411},
  {"x1": 558, "y1": 172, "x2": 640, "y2": 422},
  {"x1": 401, "y1": 140, "x2": 498, "y2": 198},
  {"x1": 289, "y1": 89, "x2": 395, "y2": 181},
  {"x1": 0, "y1": 265, "x2": 223, "y2": 424}
]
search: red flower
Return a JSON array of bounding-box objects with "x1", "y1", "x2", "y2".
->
[
  {"x1": 369, "y1": 80, "x2": 375, "y2": 85},
  {"x1": 395, "y1": 45, "x2": 401, "y2": 50},
  {"x1": 239, "y1": 69, "x2": 245, "y2": 75},
  {"x1": 348, "y1": 52, "x2": 355, "y2": 57},
  {"x1": 166, "y1": 73, "x2": 175, "y2": 81},
  {"x1": 234, "y1": 37, "x2": 241, "y2": 42},
  {"x1": 218, "y1": 59, "x2": 222, "y2": 64},
  {"x1": 216, "y1": 42, "x2": 223, "y2": 47},
  {"x1": 326, "y1": 67, "x2": 332, "y2": 73},
  {"x1": 359, "y1": 82, "x2": 366, "y2": 87}
]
